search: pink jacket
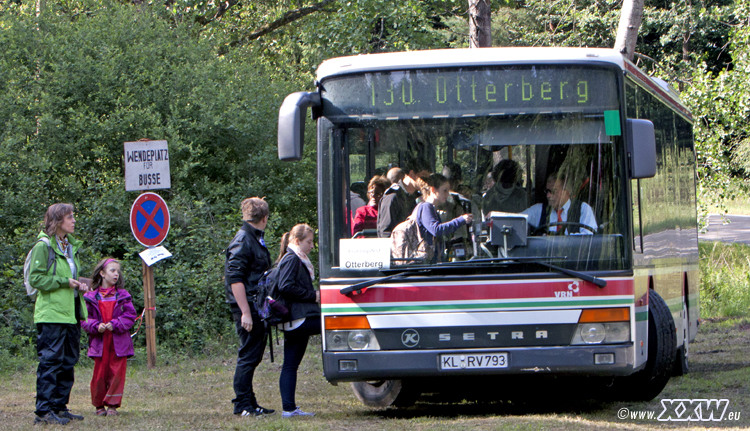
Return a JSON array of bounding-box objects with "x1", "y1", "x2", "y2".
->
[{"x1": 82, "y1": 288, "x2": 137, "y2": 358}]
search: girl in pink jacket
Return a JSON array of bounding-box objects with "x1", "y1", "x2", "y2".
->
[{"x1": 82, "y1": 258, "x2": 136, "y2": 416}]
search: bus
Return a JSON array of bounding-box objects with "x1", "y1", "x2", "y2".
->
[{"x1": 277, "y1": 47, "x2": 699, "y2": 406}]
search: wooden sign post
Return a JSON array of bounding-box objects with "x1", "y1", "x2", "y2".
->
[{"x1": 142, "y1": 261, "x2": 157, "y2": 368}]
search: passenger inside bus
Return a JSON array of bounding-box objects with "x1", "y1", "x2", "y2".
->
[
  {"x1": 376, "y1": 161, "x2": 428, "y2": 238},
  {"x1": 437, "y1": 164, "x2": 473, "y2": 251},
  {"x1": 481, "y1": 159, "x2": 527, "y2": 217},
  {"x1": 521, "y1": 172, "x2": 597, "y2": 235},
  {"x1": 352, "y1": 176, "x2": 391, "y2": 237}
]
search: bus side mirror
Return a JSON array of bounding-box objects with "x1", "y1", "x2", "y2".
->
[
  {"x1": 626, "y1": 119, "x2": 656, "y2": 179},
  {"x1": 278, "y1": 92, "x2": 321, "y2": 161}
]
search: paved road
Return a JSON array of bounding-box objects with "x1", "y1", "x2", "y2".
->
[{"x1": 698, "y1": 214, "x2": 750, "y2": 244}]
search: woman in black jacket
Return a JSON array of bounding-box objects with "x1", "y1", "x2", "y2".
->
[{"x1": 276, "y1": 223, "x2": 321, "y2": 418}]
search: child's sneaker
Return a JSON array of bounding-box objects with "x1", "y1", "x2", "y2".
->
[{"x1": 282, "y1": 407, "x2": 315, "y2": 418}]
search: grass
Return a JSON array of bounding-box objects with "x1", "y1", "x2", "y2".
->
[
  {"x1": 2, "y1": 242, "x2": 749, "y2": 430},
  {"x1": 1, "y1": 317, "x2": 749, "y2": 431},
  {"x1": 700, "y1": 242, "x2": 750, "y2": 318}
]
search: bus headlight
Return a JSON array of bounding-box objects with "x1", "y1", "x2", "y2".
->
[
  {"x1": 326, "y1": 330, "x2": 381, "y2": 351},
  {"x1": 571, "y1": 322, "x2": 630, "y2": 345},
  {"x1": 579, "y1": 323, "x2": 606, "y2": 344}
]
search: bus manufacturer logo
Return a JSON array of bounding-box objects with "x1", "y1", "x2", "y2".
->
[{"x1": 401, "y1": 329, "x2": 420, "y2": 347}]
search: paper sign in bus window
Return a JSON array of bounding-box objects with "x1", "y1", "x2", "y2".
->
[{"x1": 339, "y1": 239, "x2": 391, "y2": 271}]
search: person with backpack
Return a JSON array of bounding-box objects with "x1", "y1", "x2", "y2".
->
[
  {"x1": 276, "y1": 224, "x2": 321, "y2": 418},
  {"x1": 29, "y1": 203, "x2": 89, "y2": 425},
  {"x1": 414, "y1": 174, "x2": 473, "y2": 263},
  {"x1": 224, "y1": 197, "x2": 275, "y2": 417},
  {"x1": 81, "y1": 258, "x2": 136, "y2": 417}
]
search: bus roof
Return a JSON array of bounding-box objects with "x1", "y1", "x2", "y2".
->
[
  {"x1": 315, "y1": 47, "x2": 691, "y2": 121},
  {"x1": 316, "y1": 47, "x2": 626, "y2": 80}
]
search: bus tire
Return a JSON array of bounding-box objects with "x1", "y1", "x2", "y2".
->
[
  {"x1": 673, "y1": 303, "x2": 689, "y2": 376},
  {"x1": 351, "y1": 380, "x2": 418, "y2": 408},
  {"x1": 614, "y1": 289, "x2": 676, "y2": 401}
]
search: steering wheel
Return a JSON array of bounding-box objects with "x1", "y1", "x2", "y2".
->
[{"x1": 532, "y1": 222, "x2": 593, "y2": 235}]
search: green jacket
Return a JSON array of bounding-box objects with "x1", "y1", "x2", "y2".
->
[{"x1": 30, "y1": 231, "x2": 87, "y2": 324}]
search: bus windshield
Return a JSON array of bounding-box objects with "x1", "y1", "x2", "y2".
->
[{"x1": 317, "y1": 65, "x2": 630, "y2": 279}]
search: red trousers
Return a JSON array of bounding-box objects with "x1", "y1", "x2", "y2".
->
[{"x1": 90, "y1": 331, "x2": 127, "y2": 408}]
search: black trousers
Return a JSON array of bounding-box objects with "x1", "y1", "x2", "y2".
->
[
  {"x1": 35, "y1": 323, "x2": 80, "y2": 416},
  {"x1": 280, "y1": 316, "x2": 321, "y2": 411},
  {"x1": 231, "y1": 307, "x2": 267, "y2": 414}
]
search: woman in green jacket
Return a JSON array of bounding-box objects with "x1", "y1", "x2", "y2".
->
[{"x1": 29, "y1": 203, "x2": 89, "y2": 425}]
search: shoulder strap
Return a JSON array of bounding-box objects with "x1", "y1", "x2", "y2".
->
[
  {"x1": 539, "y1": 202, "x2": 549, "y2": 228},
  {"x1": 38, "y1": 237, "x2": 57, "y2": 275},
  {"x1": 567, "y1": 199, "x2": 583, "y2": 233}
]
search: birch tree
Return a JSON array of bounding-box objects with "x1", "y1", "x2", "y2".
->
[
  {"x1": 469, "y1": 0, "x2": 492, "y2": 48},
  {"x1": 614, "y1": 0, "x2": 645, "y2": 61}
]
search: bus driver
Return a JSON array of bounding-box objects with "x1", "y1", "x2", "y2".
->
[{"x1": 521, "y1": 173, "x2": 597, "y2": 235}]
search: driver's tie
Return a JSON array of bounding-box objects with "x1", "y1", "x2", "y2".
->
[{"x1": 556, "y1": 209, "x2": 564, "y2": 232}]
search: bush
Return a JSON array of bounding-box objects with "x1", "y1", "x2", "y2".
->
[{"x1": 0, "y1": 4, "x2": 317, "y2": 359}]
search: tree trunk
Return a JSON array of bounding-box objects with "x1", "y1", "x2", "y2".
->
[
  {"x1": 468, "y1": 0, "x2": 492, "y2": 48},
  {"x1": 614, "y1": 0, "x2": 645, "y2": 61}
]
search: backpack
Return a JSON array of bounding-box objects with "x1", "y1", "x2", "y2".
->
[
  {"x1": 23, "y1": 237, "x2": 57, "y2": 298},
  {"x1": 253, "y1": 266, "x2": 290, "y2": 363},
  {"x1": 254, "y1": 267, "x2": 290, "y2": 327},
  {"x1": 390, "y1": 204, "x2": 434, "y2": 265}
]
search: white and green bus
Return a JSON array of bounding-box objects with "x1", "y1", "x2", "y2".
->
[{"x1": 277, "y1": 47, "x2": 698, "y2": 406}]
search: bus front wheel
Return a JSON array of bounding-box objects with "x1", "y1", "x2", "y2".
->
[{"x1": 351, "y1": 380, "x2": 419, "y2": 408}]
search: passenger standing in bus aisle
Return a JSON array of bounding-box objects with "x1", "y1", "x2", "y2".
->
[
  {"x1": 415, "y1": 174, "x2": 474, "y2": 262},
  {"x1": 481, "y1": 159, "x2": 527, "y2": 216},
  {"x1": 224, "y1": 197, "x2": 275, "y2": 417},
  {"x1": 521, "y1": 172, "x2": 597, "y2": 235},
  {"x1": 352, "y1": 176, "x2": 391, "y2": 236},
  {"x1": 386, "y1": 167, "x2": 406, "y2": 185},
  {"x1": 31, "y1": 203, "x2": 89, "y2": 425},
  {"x1": 275, "y1": 224, "x2": 321, "y2": 418},
  {"x1": 438, "y1": 163, "x2": 472, "y2": 241},
  {"x1": 377, "y1": 161, "x2": 429, "y2": 238}
]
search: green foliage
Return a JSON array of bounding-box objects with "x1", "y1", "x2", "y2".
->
[
  {"x1": 699, "y1": 241, "x2": 750, "y2": 318},
  {"x1": 0, "y1": 3, "x2": 315, "y2": 356}
]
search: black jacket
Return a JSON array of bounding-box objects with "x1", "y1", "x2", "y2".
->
[
  {"x1": 277, "y1": 249, "x2": 320, "y2": 321},
  {"x1": 224, "y1": 222, "x2": 272, "y2": 308},
  {"x1": 377, "y1": 183, "x2": 419, "y2": 238}
]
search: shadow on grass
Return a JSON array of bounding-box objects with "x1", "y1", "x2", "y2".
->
[{"x1": 372, "y1": 396, "x2": 614, "y2": 419}]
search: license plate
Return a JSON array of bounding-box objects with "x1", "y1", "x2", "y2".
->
[{"x1": 440, "y1": 353, "x2": 509, "y2": 370}]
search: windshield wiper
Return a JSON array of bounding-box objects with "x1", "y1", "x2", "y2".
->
[
  {"x1": 339, "y1": 270, "x2": 430, "y2": 295},
  {"x1": 340, "y1": 256, "x2": 606, "y2": 295},
  {"x1": 528, "y1": 260, "x2": 607, "y2": 288},
  {"x1": 387, "y1": 256, "x2": 607, "y2": 288}
]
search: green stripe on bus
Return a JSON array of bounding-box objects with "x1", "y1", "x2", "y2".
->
[
  {"x1": 635, "y1": 311, "x2": 648, "y2": 321},
  {"x1": 323, "y1": 298, "x2": 631, "y2": 314}
]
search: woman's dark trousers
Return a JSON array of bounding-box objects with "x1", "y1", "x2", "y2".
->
[
  {"x1": 280, "y1": 316, "x2": 321, "y2": 412},
  {"x1": 35, "y1": 323, "x2": 80, "y2": 417}
]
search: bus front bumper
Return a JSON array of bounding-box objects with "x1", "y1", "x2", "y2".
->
[{"x1": 323, "y1": 345, "x2": 637, "y2": 383}]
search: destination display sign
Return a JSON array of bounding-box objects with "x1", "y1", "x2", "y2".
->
[{"x1": 321, "y1": 66, "x2": 619, "y2": 120}]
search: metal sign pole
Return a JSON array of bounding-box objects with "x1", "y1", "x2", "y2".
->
[{"x1": 142, "y1": 260, "x2": 157, "y2": 369}]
